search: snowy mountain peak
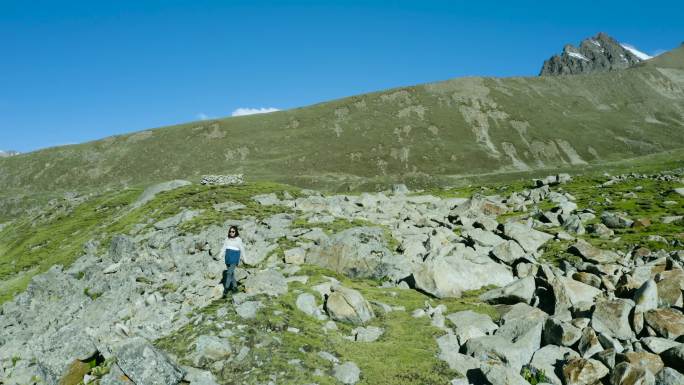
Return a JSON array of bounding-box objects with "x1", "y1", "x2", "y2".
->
[{"x1": 541, "y1": 33, "x2": 650, "y2": 76}]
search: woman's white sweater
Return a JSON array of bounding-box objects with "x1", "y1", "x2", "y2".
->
[{"x1": 221, "y1": 236, "x2": 245, "y2": 258}]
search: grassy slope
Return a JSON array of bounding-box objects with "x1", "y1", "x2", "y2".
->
[{"x1": 0, "y1": 47, "x2": 683, "y2": 201}]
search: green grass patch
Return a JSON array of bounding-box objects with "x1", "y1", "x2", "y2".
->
[{"x1": 156, "y1": 264, "x2": 497, "y2": 384}]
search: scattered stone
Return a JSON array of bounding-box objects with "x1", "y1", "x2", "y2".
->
[
  {"x1": 592, "y1": 299, "x2": 635, "y2": 340},
  {"x1": 325, "y1": 285, "x2": 374, "y2": 324},
  {"x1": 236, "y1": 301, "x2": 262, "y2": 319},
  {"x1": 352, "y1": 326, "x2": 383, "y2": 342},
  {"x1": 333, "y1": 362, "x2": 361, "y2": 384},
  {"x1": 601, "y1": 212, "x2": 634, "y2": 229}
]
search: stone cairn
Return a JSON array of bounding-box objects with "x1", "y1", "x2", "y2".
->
[{"x1": 200, "y1": 174, "x2": 244, "y2": 186}]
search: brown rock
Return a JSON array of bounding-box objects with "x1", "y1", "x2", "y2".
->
[
  {"x1": 573, "y1": 272, "x2": 602, "y2": 288},
  {"x1": 562, "y1": 357, "x2": 609, "y2": 385},
  {"x1": 644, "y1": 308, "x2": 684, "y2": 340},
  {"x1": 610, "y1": 362, "x2": 655, "y2": 385},
  {"x1": 618, "y1": 351, "x2": 664, "y2": 375}
]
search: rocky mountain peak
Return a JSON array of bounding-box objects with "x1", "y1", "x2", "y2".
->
[{"x1": 540, "y1": 32, "x2": 651, "y2": 76}]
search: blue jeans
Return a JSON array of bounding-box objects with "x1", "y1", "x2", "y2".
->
[{"x1": 223, "y1": 264, "x2": 238, "y2": 293}]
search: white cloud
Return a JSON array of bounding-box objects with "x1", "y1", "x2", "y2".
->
[
  {"x1": 231, "y1": 107, "x2": 280, "y2": 117},
  {"x1": 196, "y1": 112, "x2": 212, "y2": 121}
]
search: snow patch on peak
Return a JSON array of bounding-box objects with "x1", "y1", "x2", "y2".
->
[
  {"x1": 567, "y1": 52, "x2": 589, "y2": 61},
  {"x1": 620, "y1": 44, "x2": 652, "y2": 60}
]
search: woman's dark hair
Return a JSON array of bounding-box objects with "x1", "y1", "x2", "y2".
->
[{"x1": 228, "y1": 225, "x2": 239, "y2": 238}]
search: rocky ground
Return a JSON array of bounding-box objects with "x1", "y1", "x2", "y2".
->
[{"x1": 0, "y1": 170, "x2": 683, "y2": 385}]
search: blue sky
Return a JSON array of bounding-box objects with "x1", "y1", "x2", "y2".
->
[{"x1": 1, "y1": 0, "x2": 682, "y2": 153}]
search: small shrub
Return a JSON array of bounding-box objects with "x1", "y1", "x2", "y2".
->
[{"x1": 521, "y1": 365, "x2": 547, "y2": 385}]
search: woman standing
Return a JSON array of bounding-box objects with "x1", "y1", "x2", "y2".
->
[{"x1": 221, "y1": 225, "x2": 244, "y2": 296}]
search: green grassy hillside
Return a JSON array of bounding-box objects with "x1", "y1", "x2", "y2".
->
[{"x1": 1, "y1": 47, "x2": 683, "y2": 199}]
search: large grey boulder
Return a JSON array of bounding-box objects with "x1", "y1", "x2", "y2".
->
[
  {"x1": 592, "y1": 299, "x2": 635, "y2": 340},
  {"x1": 412, "y1": 244, "x2": 514, "y2": 298},
  {"x1": 243, "y1": 269, "x2": 288, "y2": 296},
  {"x1": 551, "y1": 276, "x2": 602, "y2": 319},
  {"x1": 503, "y1": 222, "x2": 553, "y2": 253},
  {"x1": 114, "y1": 337, "x2": 184, "y2": 385},
  {"x1": 480, "y1": 276, "x2": 536, "y2": 305},
  {"x1": 446, "y1": 310, "x2": 498, "y2": 344},
  {"x1": 543, "y1": 317, "x2": 582, "y2": 347},
  {"x1": 306, "y1": 227, "x2": 403, "y2": 280},
  {"x1": 325, "y1": 285, "x2": 374, "y2": 325}
]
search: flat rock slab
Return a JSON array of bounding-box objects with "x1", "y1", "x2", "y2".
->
[
  {"x1": 503, "y1": 222, "x2": 553, "y2": 253},
  {"x1": 114, "y1": 337, "x2": 185, "y2": 385},
  {"x1": 644, "y1": 308, "x2": 684, "y2": 340}
]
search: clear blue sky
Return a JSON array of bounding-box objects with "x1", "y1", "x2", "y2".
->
[{"x1": 1, "y1": 0, "x2": 682, "y2": 153}]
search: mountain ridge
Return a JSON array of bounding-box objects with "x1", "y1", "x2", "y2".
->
[{"x1": 1, "y1": 45, "x2": 683, "y2": 199}]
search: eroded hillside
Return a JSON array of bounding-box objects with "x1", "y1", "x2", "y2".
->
[{"x1": 1, "y1": 48, "x2": 683, "y2": 202}]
